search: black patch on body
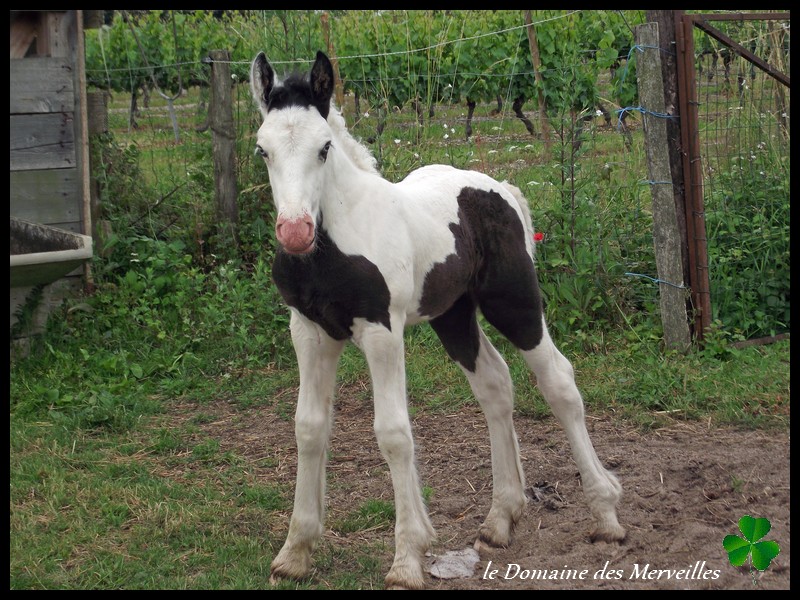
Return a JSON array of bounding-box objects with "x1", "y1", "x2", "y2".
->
[
  {"x1": 423, "y1": 187, "x2": 544, "y2": 372},
  {"x1": 272, "y1": 224, "x2": 391, "y2": 340}
]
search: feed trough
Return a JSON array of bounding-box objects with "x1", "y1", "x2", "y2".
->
[{"x1": 10, "y1": 217, "x2": 92, "y2": 287}]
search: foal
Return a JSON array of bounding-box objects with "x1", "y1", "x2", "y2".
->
[{"x1": 250, "y1": 50, "x2": 624, "y2": 589}]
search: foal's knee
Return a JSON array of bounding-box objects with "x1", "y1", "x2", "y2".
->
[
  {"x1": 374, "y1": 421, "x2": 414, "y2": 462},
  {"x1": 295, "y1": 413, "x2": 330, "y2": 453}
]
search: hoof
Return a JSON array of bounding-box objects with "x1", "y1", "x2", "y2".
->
[
  {"x1": 269, "y1": 547, "x2": 312, "y2": 584},
  {"x1": 477, "y1": 527, "x2": 512, "y2": 549},
  {"x1": 590, "y1": 523, "x2": 627, "y2": 543},
  {"x1": 473, "y1": 538, "x2": 496, "y2": 555},
  {"x1": 385, "y1": 564, "x2": 426, "y2": 590},
  {"x1": 476, "y1": 504, "x2": 523, "y2": 549}
]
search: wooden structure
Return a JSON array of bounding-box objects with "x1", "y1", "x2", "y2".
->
[{"x1": 10, "y1": 11, "x2": 100, "y2": 342}]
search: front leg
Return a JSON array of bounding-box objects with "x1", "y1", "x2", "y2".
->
[
  {"x1": 270, "y1": 311, "x2": 345, "y2": 583},
  {"x1": 353, "y1": 318, "x2": 435, "y2": 590}
]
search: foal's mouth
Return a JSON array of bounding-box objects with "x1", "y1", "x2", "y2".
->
[
  {"x1": 275, "y1": 215, "x2": 317, "y2": 255},
  {"x1": 280, "y1": 235, "x2": 316, "y2": 255}
]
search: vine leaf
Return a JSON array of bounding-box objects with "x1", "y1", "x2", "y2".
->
[{"x1": 723, "y1": 515, "x2": 781, "y2": 571}]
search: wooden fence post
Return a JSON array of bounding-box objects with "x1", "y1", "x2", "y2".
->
[
  {"x1": 320, "y1": 12, "x2": 344, "y2": 109},
  {"x1": 86, "y1": 90, "x2": 108, "y2": 248},
  {"x1": 523, "y1": 10, "x2": 552, "y2": 154},
  {"x1": 208, "y1": 49, "x2": 239, "y2": 245},
  {"x1": 645, "y1": 10, "x2": 692, "y2": 318},
  {"x1": 635, "y1": 23, "x2": 692, "y2": 353}
]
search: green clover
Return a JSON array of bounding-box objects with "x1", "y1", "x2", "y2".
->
[{"x1": 723, "y1": 515, "x2": 780, "y2": 572}]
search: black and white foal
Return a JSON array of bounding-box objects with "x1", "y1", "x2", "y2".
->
[{"x1": 250, "y1": 50, "x2": 624, "y2": 590}]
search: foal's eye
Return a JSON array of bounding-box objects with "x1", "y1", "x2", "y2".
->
[
  {"x1": 319, "y1": 141, "x2": 332, "y2": 162},
  {"x1": 255, "y1": 145, "x2": 268, "y2": 159}
]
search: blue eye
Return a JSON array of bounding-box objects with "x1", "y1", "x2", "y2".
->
[{"x1": 255, "y1": 145, "x2": 268, "y2": 158}]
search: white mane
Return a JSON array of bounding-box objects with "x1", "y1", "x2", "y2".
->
[{"x1": 326, "y1": 102, "x2": 379, "y2": 175}]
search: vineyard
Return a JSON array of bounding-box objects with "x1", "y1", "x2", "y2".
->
[
  {"x1": 85, "y1": 10, "x2": 638, "y2": 131},
  {"x1": 83, "y1": 9, "x2": 789, "y2": 344}
]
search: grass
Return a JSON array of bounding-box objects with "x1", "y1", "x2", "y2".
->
[
  {"x1": 332, "y1": 499, "x2": 396, "y2": 534},
  {"x1": 10, "y1": 332, "x2": 790, "y2": 589},
  {"x1": 9, "y1": 418, "x2": 281, "y2": 589}
]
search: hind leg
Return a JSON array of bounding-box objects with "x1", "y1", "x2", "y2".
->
[
  {"x1": 430, "y1": 297, "x2": 527, "y2": 548},
  {"x1": 464, "y1": 329, "x2": 528, "y2": 546},
  {"x1": 480, "y1": 286, "x2": 625, "y2": 543},
  {"x1": 520, "y1": 321, "x2": 625, "y2": 542}
]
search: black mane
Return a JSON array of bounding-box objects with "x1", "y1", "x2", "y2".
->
[{"x1": 267, "y1": 71, "x2": 315, "y2": 112}]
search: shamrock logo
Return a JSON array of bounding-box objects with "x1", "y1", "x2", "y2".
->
[{"x1": 723, "y1": 515, "x2": 780, "y2": 584}]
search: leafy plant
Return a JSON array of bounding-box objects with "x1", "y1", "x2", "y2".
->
[{"x1": 705, "y1": 150, "x2": 790, "y2": 339}]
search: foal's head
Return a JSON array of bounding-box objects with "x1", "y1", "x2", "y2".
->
[{"x1": 250, "y1": 51, "x2": 336, "y2": 255}]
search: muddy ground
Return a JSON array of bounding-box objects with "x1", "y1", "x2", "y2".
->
[{"x1": 195, "y1": 383, "x2": 790, "y2": 590}]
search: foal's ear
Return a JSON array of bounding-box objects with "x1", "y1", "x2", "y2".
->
[
  {"x1": 250, "y1": 51, "x2": 274, "y2": 118},
  {"x1": 310, "y1": 50, "x2": 334, "y2": 120}
]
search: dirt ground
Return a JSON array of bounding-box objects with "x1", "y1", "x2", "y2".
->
[{"x1": 196, "y1": 382, "x2": 790, "y2": 590}]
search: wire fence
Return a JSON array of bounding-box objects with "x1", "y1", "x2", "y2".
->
[
  {"x1": 90, "y1": 10, "x2": 789, "y2": 343},
  {"x1": 692, "y1": 16, "x2": 790, "y2": 339}
]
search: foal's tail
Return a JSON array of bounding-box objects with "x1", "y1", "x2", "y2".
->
[{"x1": 501, "y1": 180, "x2": 537, "y2": 259}]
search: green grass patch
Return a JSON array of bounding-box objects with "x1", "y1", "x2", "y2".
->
[{"x1": 332, "y1": 499, "x2": 396, "y2": 534}]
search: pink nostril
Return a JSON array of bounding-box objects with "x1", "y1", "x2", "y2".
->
[{"x1": 276, "y1": 214, "x2": 315, "y2": 254}]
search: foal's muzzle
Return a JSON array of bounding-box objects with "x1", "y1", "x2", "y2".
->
[{"x1": 276, "y1": 214, "x2": 316, "y2": 254}]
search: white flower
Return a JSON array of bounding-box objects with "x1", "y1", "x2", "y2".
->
[
  {"x1": 231, "y1": 73, "x2": 237, "y2": 80},
  {"x1": 394, "y1": 139, "x2": 401, "y2": 145},
  {"x1": 596, "y1": 109, "x2": 603, "y2": 117},
  {"x1": 364, "y1": 112, "x2": 370, "y2": 118},
  {"x1": 443, "y1": 133, "x2": 449, "y2": 139}
]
